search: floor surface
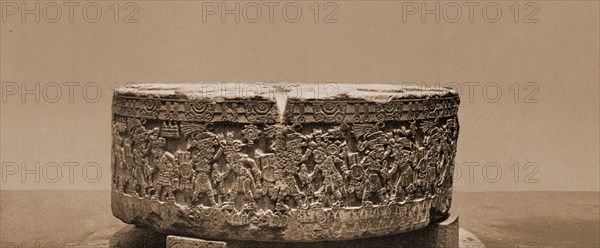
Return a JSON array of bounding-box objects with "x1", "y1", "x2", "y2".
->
[{"x1": 0, "y1": 191, "x2": 598, "y2": 247}]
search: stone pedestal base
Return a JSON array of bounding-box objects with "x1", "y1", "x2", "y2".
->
[
  {"x1": 165, "y1": 213, "x2": 459, "y2": 248},
  {"x1": 167, "y1": 236, "x2": 227, "y2": 248}
]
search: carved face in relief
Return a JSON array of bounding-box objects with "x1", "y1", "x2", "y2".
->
[
  {"x1": 369, "y1": 145, "x2": 386, "y2": 160},
  {"x1": 161, "y1": 155, "x2": 173, "y2": 168},
  {"x1": 111, "y1": 85, "x2": 460, "y2": 240},
  {"x1": 313, "y1": 149, "x2": 326, "y2": 163}
]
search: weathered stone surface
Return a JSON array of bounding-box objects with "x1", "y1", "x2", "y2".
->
[{"x1": 111, "y1": 83, "x2": 460, "y2": 242}]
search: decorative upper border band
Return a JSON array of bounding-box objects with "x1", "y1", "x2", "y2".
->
[{"x1": 112, "y1": 94, "x2": 460, "y2": 124}]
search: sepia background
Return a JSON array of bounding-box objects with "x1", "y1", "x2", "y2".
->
[{"x1": 0, "y1": 0, "x2": 598, "y2": 247}]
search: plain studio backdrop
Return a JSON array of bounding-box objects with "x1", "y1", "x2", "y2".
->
[
  {"x1": 1, "y1": 1, "x2": 598, "y2": 192},
  {"x1": 1, "y1": 1, "x2": 599, "y2": 247}
]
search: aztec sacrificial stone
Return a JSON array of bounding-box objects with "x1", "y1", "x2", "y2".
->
[{"x1": 111, "y1": 83, "x2": 460, "y2": 242}]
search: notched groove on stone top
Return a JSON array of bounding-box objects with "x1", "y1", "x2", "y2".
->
[
  {"x1": 111, "y1": 82, "x2": 460, "y2": 242},
  {"x1": 113, "y1": 83, "x2": 459, "y2": 124}
]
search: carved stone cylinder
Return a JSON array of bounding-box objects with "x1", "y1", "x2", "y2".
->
[{"x1": 111, "y1": 83, "x2": 460, "y2": 242}]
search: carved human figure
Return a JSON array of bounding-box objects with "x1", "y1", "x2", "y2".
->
[
  {"x1": 132, "y1": 147, "x2": 148, "y2": 196},
  {"x1": 110, "y1": 85, "x2": 461, "y2": 240},
  {"x1": 120, "y1": 134, "x2": 135, "y2": 193},
  {"x1": 394, "y1": 160, "x2": 415, "y2": 202},
  {"x1": 152, "y1": 145, "x2": 176, "y2": 202},
  {"x1": 310, "y1": 148, "x2": 344, "y2": 208},
  {"x1": 385, "y1": 126, "x2": 421, "y2": 202},
  {"x1": 176, "y1": 152, "x2": 194, "y2": 192},
  {"x1": 146, "y1": 127, "x2": 161, "y2": 192},
  {"x1": 128, "y1": 121, "x2": 152, "y2": 197},
  {"x1": 273, "y1": 162, "x2": 305, "y2": 210},
  {"x1": 112, "y1": 122, "x2": 126, "y2": 189},
  {"x1": 298, "y1": 164, "x2": 315, "y2": 203},
  {"x1": 358, "y1": 134, "x2": 391, "y2": 206},
  {"x1": 226, "y1": 159, "x2": 259, "y2": 208},
  {"x1": 219, "y1": 132, "x2": 262, "y2": 209},
  {"x1": 187, "y1": 132, "x2": 222, "y2": 206},
  {"x1": 265, "y1": 125, "x2": 307, "y2": 210}
]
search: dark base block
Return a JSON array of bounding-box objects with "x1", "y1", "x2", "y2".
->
[
  {"x1": 165, "y1": 213, "x2": 459, "y2": 248},
  {"x1": 167, "y1": 236, "x2": 227, "y2": 248}
]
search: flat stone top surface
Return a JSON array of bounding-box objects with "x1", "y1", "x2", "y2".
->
[{"x1": 114, "y1": 83, "x2": 457, "y2": 101}]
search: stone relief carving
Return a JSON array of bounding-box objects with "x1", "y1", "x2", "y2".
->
[{"x1": 111, "y1": 85, "x2": 459, "y2": 241}]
